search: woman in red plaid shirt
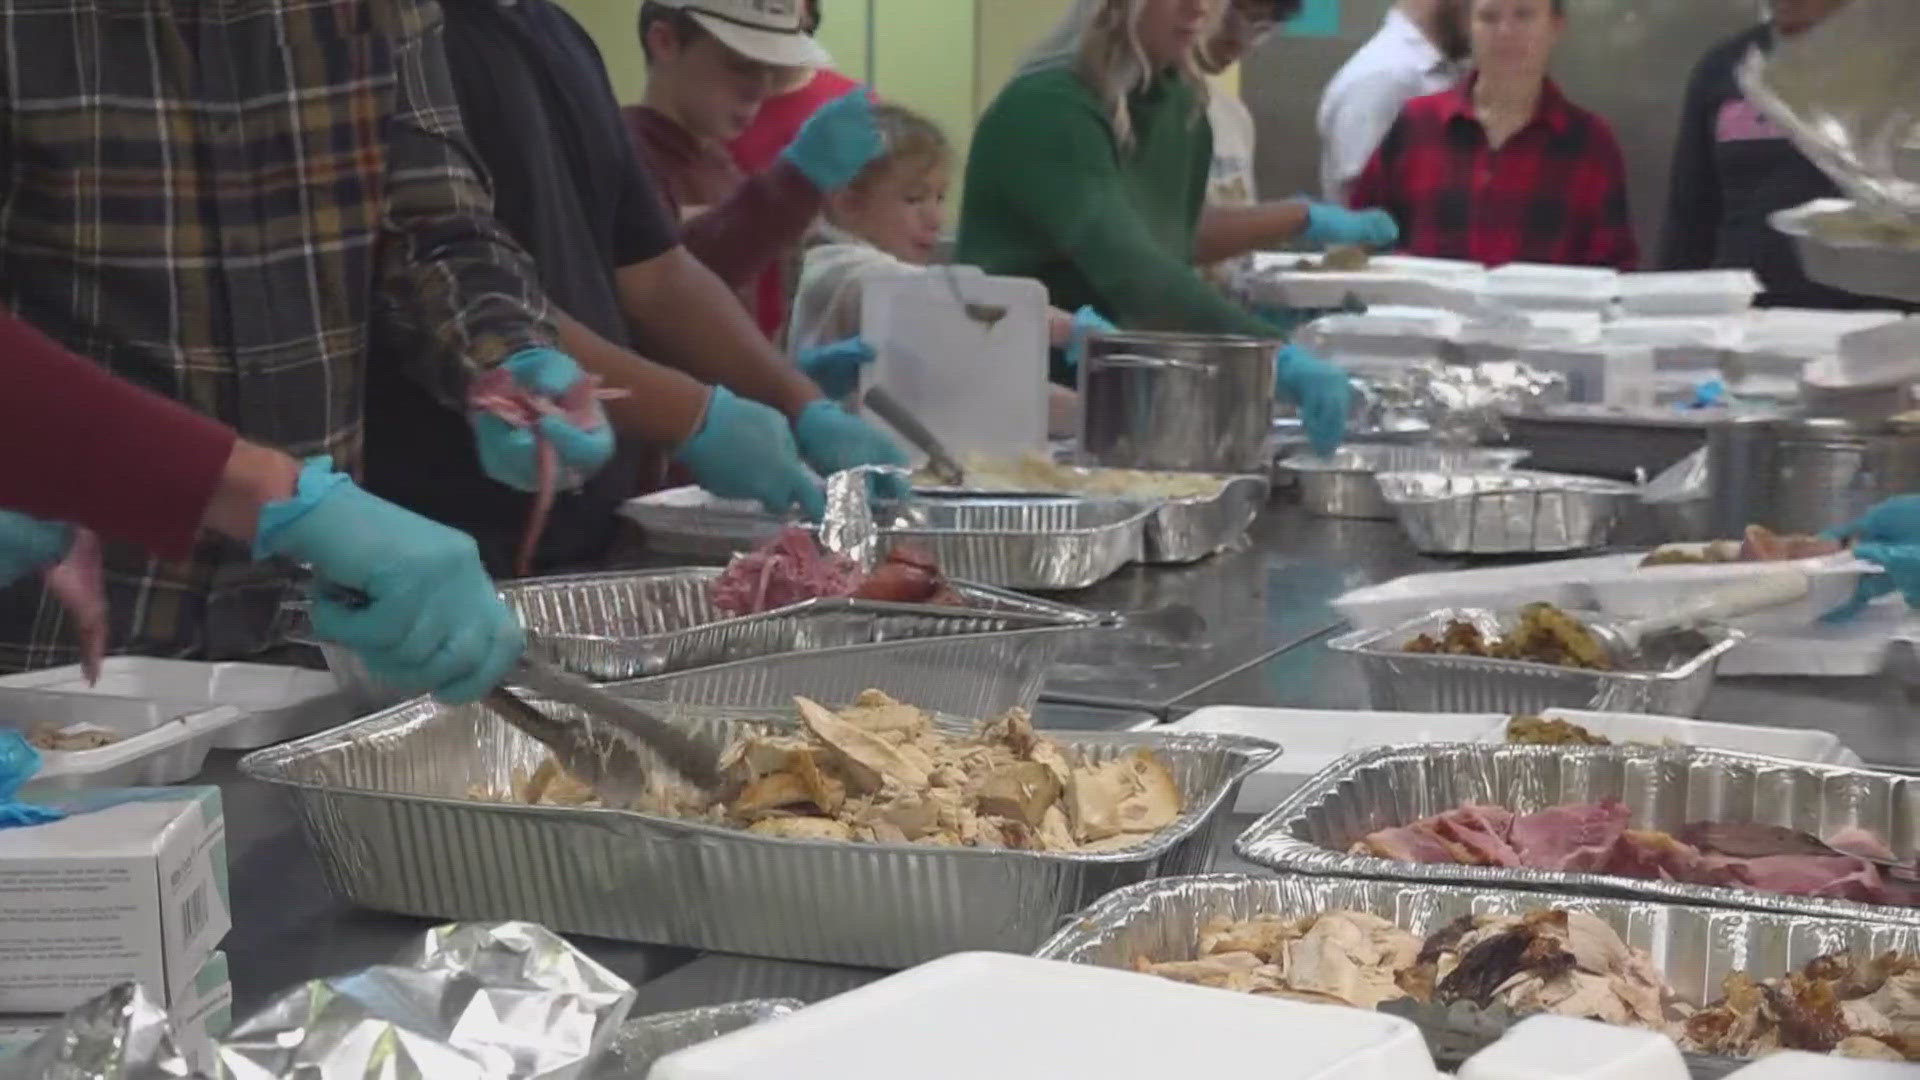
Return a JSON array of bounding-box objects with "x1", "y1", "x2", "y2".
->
[{"x1": 1348, "y1": 0, "x2": 1638, "y2": 270}]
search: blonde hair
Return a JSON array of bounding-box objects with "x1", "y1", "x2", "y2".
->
[
  {"x1": 1018, "y1": 0, "x2": 1209, "y2": 152},
  {"x1": 846, "y1": 103, "x2": 952, "y2": 192}
]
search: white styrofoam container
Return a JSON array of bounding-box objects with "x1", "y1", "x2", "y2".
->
[
  {"x1": 1167, "y1": 706, "x2": 1863, "y2": 814},
  {"x1": 1365, "y1": 254, "x2": 1487, "y2": 279},
  {"x1": 1512, "y1": 343, "x2": 1657, "y2": 407},
  {"x1": 1615, "y1": 270, "x2": 1760, "y2": 317},
  {"x1": 858, "y1": 268, "x2": 1050, "y2": 468},
  {"x1": 0, "y1": 689, "x2": 242, "y2": 793},
  {"x1": 1602, "y1": 316, "x2": 1744, "y2": 373},
  {"x1": 1479, "y1": 263, "x2": 1621, "y2": 311},
  {"x1": 1828, "y1": 315, "x2": 1920, "y2": 388},
  {"x1": 1460, "y1": 1016, "x2": 1688, "y2": 1080},
  {"x1": 1724, "y1": 1052, "x2": 1920, "y2": 1079},
  {"x1": 651, "y1": 953, "x2": 1441, "y2": 1080},
  {"x1": 0, "y1": 658, "x2": 351, "y2": 750},
  {"x1": 1712, "y1": 597, "x2": 1910, "y2": 678},
  {"x1": 1585, "y1": 549, "x2": 1880, "y2": 631},
  {"x1": 1331, "y1": 556, "x2": 1614, "y2": 630}
]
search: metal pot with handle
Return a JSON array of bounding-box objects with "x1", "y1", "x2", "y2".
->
[{"x1": 1079, "y1": 331, "x2": 1280, "y2": 473}]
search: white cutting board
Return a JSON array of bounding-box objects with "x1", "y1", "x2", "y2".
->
[
  {"x1": 857, "y1": 268, "x2": 1049, "y2": 466},
  {"x1": 652, "y1": 952, "x2": 1441, "y2": 1080}
]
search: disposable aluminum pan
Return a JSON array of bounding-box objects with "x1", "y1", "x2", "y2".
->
[
  {"x1": 1035, "y1": 872, "x2": 1920, "y2": 1070},
  {"x1": 621, "y1": 488, "x2": 1153, "y2": 591},
  {"x1": 1281, "y1": 446, "x2": 1530, "y2": 520},
  {"x1": 500, "y1": 568, "x2": 1097, "y2": 682},
  {"x1": 917, "y1": 470, "x2": 1268, "y2": 565},
  {"x1": 1378, "y1": 470, "x2": 1641, "y2": 554},
  {"x1": 238, "y1": 696, "x2": 1278, "y2": 968},
  {"x1": 1235, "y1": 743, "x2": 1920, "y2": 928},
  {"x1": 1329, "y1": 608, "x2": 1740, "y2": 716},
  {"x1": 1772, "y1": 198, "x2": 1920, "y2": 306},
  {"x1": 595, "y1": 1000, "x2": 801, "y2": 1079}
]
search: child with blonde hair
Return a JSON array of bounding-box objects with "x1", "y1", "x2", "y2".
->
[{"x1": 789, "y1": 103, "x2": 1102, "y2": 436}]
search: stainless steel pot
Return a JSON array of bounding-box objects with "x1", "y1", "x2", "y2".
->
[
  {"x1": 1080, "y1": 332, "x2": 1279, "y2": 473},
  {"x1": 1772, "y1": 416, "x2": 1920, "y2": 535}
]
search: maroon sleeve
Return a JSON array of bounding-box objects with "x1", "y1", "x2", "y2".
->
[
  {"x1": 676, "y1": 159, "x2": 825, "y2": 290},
  {"x1": 2, "y1": 315, "x2": 236, "y2": 558}
]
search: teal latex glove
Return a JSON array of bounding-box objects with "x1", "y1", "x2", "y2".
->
[
  {"x1": 469, "y1": 348, "x2": 615, "y2": 493},
  {"x1": 0, "y1": 731, "x2": 63, "y2": 829},
  {"x1": 797, "y1": 337, "x2": 876, "y2": 400},
  {"x1": 1063, "y1": 306, "x2": 1115, "y2": 373},
  {"x1": 1829, "y1": 495, "x2": 1920, "y2": 546},
  {"x1": 1275, "y1": 345, "x2": 1352, "y2": 456},
  {"x1": 1684, "y1": 379, "x2": 1727, "y2": 410},
  {"x1": 0, "y1": 511, "x2": 72, "y2": 588},
  {"x1": 782, "y1": 88, "x2": 885, "y2": 191},
  {"x1": 794, "y1": 400, "x2": 910, "y2": 500},
  {"x1": 1821, "y1": 497, "x2": 1920, "y2": 622},
  {"x1": 255, "y1": 458, "x2": 525, "y2": 704},
  {"x1": 675, "y1": 387, "x2": 827, "y2": 520},
  {"x1": 1302, "y1": 204, "x2": 1400, "y2": 249}
]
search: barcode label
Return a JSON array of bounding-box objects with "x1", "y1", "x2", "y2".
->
[{"x1": 179, "y1": 881, "x2": 209, "y2": 942}]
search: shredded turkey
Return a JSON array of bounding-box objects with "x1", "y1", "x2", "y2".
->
[{"x1": 470, "y1": 690, "x2": 1182, "y2": 853}]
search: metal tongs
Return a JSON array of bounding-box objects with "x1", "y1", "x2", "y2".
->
[
  {"x1": 496, "y1": 658, "x2": 726, "y2": 795},
  {"x1": 861, "y1": 385, "x2": 965, "y2": 486}
]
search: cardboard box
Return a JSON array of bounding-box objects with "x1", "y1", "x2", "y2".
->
[
  {"x1": 0, "y1": 787, "x2": 228, "y2": 1011},
  {"x1": 0, "y1": 950, "x2": 231, "y2": 1073}
]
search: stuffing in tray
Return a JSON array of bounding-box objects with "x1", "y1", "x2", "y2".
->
[
  {"x1": 1640, "y1": 524, "x2": 1845, "y2": 567},
  {"x1": 1291, "y1": 245, "x2": 1370, "y2": 272},
  {"x1": 912, "y1": 453, "x2": 1226, "y2": 499},
  {"x1": 476, "y1": 690, "x2": 1182, "y2": 854},
  {"x1": 1352, "y1": 800, "x2": 1920, "y2": 907},
  {"x1": 710, "y1": 527, "x2": 964, "y2": 616},
  {"x1": 1506, "y1": 715, "x2": 1611, "y2": 746},
  {"x1": 1404, "y1": 603, "x2": 1612, "y2": 671},
  {"x1": 27, "y1": 723, "x2": 123, "y2": 751},
  {"x1": 1140, "y1": 907, "x2": 1920, "y2": 1062}
]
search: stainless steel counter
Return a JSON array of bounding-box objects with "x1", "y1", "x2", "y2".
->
[{"x1": 209, "y1": 499, "x2": 1920, "y2": 1029}]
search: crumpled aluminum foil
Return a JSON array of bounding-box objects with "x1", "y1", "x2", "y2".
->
[
  {"x1": 820, "y1": 466, "x2": 915, "y2": 569},
  {"x1": 10, "y1": 923, "x2": 635, "y2": 1080},
  {"x1": 1737, "y1": 0, "x2": 1920, "y2": 217},
  {"x1": 1353, "y1": 360, "x2": 1567, "y2": 445}
]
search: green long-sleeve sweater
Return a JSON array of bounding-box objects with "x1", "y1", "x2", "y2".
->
[{"x1": 956, "y1": 65, "x2": 1279, "y2": 349}]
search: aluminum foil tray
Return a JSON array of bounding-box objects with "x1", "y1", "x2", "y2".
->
[
  {"x1": 1036, "y1": 872, "x2": 1920, "y2": 1071},
  {"x1": 621, "y1": 487, "x2": 1152, "y2": 591},
  {"x1": 1378, "y1": 470, "x2": 1642, "y2": 554},
  {"x1": 501, "y1": 568, "x2": 1096, "y2": 682},
  {"x1": 595, "y1": 1000, "x2": 801, "y2": 1079},
  {"x1": 1772, "y1": 198, "x2": 1920, "y2": 305},
  {"x1": 1329, "y1": 608, "x2": 1741, "y2": 716},
  {"x1": 1235, "y1": 743, "x2": 1920, "y2": 928},
  {"x1": 238, "y1": 697, "x2": 1278, "y2": 968},
  {"x1": 919, "y1": 470, "x2": 1268, "y2": 565},
  {"x1": 603, "y1": 631, "x2": 1083, "y2": 720},
  {"x1": 1281, "y1": 446, "x2": 1530, "y2": 521}
]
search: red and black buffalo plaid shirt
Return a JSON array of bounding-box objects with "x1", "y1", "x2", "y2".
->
[{"x1": 1349, "y1": 76, "x2": 1640, "y2": 270}]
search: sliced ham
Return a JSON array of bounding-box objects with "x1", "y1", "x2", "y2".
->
[{"x1": 1510, "y1": 800, "x2": 1632, "y2": 872}]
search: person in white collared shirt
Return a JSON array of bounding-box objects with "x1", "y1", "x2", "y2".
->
[{"x1": 1316, "y1": 0, "x2": 1471, "y2": 203}]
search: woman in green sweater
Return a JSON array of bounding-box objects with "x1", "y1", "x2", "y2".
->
[{"x1": 957, "y1": 0, "x2": 1380, "y2": 454}]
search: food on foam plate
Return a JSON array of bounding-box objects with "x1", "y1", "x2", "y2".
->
[
  {"x1": 913, "y1": 453, "x2": 1227, "y2": 500},
  {"x1": 709, "y1": 526, "x2": 964, "y2": 616},
  {"x1": 1291, "y1": 245, "x2": 1371, "y2": 273},
  {"x1": 27, "y1": 723, "x2": 123, "y2": 751},
  {"x1": 1353, "y1": 800, "x2": 1918, "y2": 907},
  {"x1": 1641, "y1": 524, "x2": 1845, "y2": 568},
  {"x1": 1404, "y1": 603, "x2": 1612, "y2": 671},
  {"x1": 474, "y1": 691, "x2": 1183, "y2": 854}
]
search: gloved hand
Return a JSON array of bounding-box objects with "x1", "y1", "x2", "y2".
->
[
  {"x1": 782, "y1": 88, "x2": 885, "y2": 192},
  {"x1": 1275, "y1": 345, "x2": 1352, "y2": 456},
  {"x1": 0, "y1": 731, "x2": 62, "y2": 829},
  {"x1": 469, "y1": 348, "x2": 616, "y2": 493},
  {"x1": 0, "y1": 511, "x2": 73, "y2": 588},
  {"x1": 797, "y1": 337, "x2": 876, "y2": 400},
  {"x1": 1821, "y1": 496, "x2": 1920, "y2": 622},
  {"x1": 255, "y1": 457, "x2": 525, "y2": 704},
  {"x1": 1302, "y1": 204, "x2": 1400, "y2": 249},
  {"x1": 1685, "y1": 379, "x2": 1727, "y2": 411},
  {"x1": 794, "y1": 400, "x2": 911, "y2": 500},
  {"x1": 1063, "y1": 306, "x2": 1115, "y2": 373},
  {"x1": 675, "y1": 387, "x2": 827, "y2": 520}
]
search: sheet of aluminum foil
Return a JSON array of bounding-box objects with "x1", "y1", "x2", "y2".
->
[
  {"x1": 10, "y1": 923, "x2": 636, "y2": 1080},
  {"x1": 1737, "y1": 0, "x2": 1920, "y2": 218},
  {"x1": 1355, "y1": 361, "x2": 1567, "y2": 446}
]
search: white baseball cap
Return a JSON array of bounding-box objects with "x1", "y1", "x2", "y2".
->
[{"x1": 651, "y1": 0, "x2": 834, "y2": 70}]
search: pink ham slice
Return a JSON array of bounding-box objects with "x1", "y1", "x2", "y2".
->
[
  {"x1": 1510, "y1": 799, "x2": 1632, "y2": 871},
  {"x1": 467, "y1": 368, "x2": 626, "y2": 578}
]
